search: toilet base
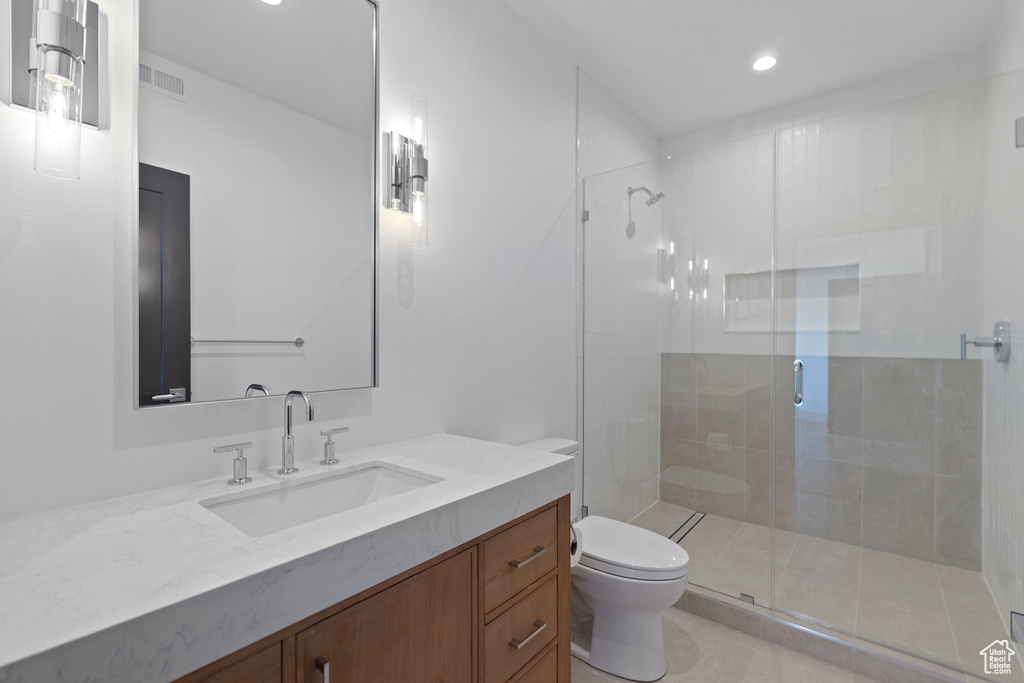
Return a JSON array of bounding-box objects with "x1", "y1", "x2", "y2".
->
[
  {"x1": 570, "y1": 567, "x2": 686, "y2": 682},
  {"x1": 570, "y1": 612, "x2": 668, "y2": 682}
]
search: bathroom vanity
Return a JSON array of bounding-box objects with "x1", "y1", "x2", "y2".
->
[
  {"x1": 178, "y1": 497, "x2": 569, "y2": 683},
  {"x1": 0, "y1": 435, "x2": 574, "y2": 683}
]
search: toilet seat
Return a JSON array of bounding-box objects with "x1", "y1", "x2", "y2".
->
[{"x1": 575, "y1": 515, "x2": 689, "y2": 581}]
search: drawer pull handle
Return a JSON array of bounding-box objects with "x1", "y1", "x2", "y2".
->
[
  {"x1": 509, "y1": 546, "x2": 547, "y2": 569},
  {"x1": 509, "y1": 619, "x2": 547, "y2": 650},
  {"x1": 316, "y1": 656, "x2": 330, "y2": 682}
]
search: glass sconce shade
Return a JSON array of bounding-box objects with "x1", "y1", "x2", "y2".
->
[
  {"x1": 32, "y1": 0, "x2": 86, "y2": 179},
  {"x1": 34, "y1": 49, "x2": 83, "y2": 178},
  {"x1": 410, "y1": 89, "x2": 427, "y2": 147},
  {"x1": 411, "y1": 190, "x2": 428, "y2": 248},
  {"x1": 409, "y1": 90, "x2": 427, "y2": 247}
]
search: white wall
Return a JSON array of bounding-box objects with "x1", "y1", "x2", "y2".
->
[
  {"x1": 576, "y1": 71, "x2": 663, "y2": 522},
  {"x1": 0, "y1": 0, "x2": 578, "y2": 520},
  {"x1": 139, "y1": 53, "x2": 374, "y2": 401}
]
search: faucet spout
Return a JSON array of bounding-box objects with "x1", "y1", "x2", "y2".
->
[{"x1": 280, "y1": 390, "x2": 314, "y2": 475}]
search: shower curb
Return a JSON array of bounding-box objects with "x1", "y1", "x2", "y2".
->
[{"x1": 676, "y1": 585, "x2": 989, "y2": 683}]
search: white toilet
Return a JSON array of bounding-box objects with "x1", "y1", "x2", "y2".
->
[{"x1": 520, "y1": 439, "x2": 690, "y2": 682}]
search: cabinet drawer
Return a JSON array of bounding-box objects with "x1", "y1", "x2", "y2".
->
[
  {"x1": 483, "y1": 506, "x2": 558, "y2": 613},
  {"x1": 484, "y1": 576, "x2": 558, "y2": 683},
  {"x1": 510, "y1": 644, "x2": 557, "y2": 683}
]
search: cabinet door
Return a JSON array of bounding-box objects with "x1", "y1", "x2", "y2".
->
[{"x1": 296, "y1": 548, "x2": 476, "y2": 683}]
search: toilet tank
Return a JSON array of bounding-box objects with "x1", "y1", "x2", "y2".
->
[{"x1": 519, "y1": 438, "x2": 578, "y2": 456}]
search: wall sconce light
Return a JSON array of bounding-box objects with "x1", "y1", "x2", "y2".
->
[
  {"x1": 688, "y1": 258, "x2": 709, "y2": 301},
  {"x1": 658, "y1": 241, "x2": 678, "y2": 302},
  {"x1": 9, "y1": 0, "x2": 98, "y2": 179},
  {"x1": 383, "y1": 90, "x2": 429, "y2": 247}
]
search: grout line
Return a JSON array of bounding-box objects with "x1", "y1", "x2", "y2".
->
[
  {"x1": 936, "y1": 566, "x2": 965, "y2": 672},
  {"x1": 626, "y1": 498, "x2": 661, "y2": 525},
  {"x1": 852, "y1": 542, "x2": 863, "y2": 634}
]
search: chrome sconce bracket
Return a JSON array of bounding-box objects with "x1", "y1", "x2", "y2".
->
[
  {"x1": 10, "y1": 0, "x2": 99, "y2": 126},
  {"x1": 383, "y1": 131, "x2": 428, "y2": 215}
]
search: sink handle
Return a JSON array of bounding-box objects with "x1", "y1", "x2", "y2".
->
[
  {"x1": 319, "y1": 427, "x2": 349, "y2": 466},
  {"x1": 213, "y1": 442, "x2": 253, "y2": 485}
]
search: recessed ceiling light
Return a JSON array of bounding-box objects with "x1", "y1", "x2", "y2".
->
[
  {"x1": 262, "y1": 0, "x2": 282, "y2": 5},
  {"x1": 753, "y1": 56, "x2": 777, "y2": 72}
]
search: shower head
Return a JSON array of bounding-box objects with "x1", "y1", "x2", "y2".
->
[{"x1": 627, "y1": 186, "x2": 666, "y2": 206}]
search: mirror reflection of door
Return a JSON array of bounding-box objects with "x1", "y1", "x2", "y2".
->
[{"x1": 139, "y1": 163, "x2": 191, "y2": 406}]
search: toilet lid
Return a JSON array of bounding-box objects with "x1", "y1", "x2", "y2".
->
[{"x1": 575, "y1": 515, "x2": 689, "y2": 581}]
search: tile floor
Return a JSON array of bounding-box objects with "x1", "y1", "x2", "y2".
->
[
  {"x1": 629, "y1": 502, "x2": 1021, "y2": 683},
  {"x1": 571, "y1": 608, "x2": 887, "y2": 683}
]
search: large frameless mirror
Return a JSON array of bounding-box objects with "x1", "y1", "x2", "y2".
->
[{"x1": 134, "y1": 0, "x2": 378, "y2": 407}]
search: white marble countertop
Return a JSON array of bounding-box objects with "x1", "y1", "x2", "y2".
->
[{"x1": 0, "y1": 434, "x2": 574, "y2": 683}]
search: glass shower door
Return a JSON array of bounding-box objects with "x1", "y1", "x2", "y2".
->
[
  {"x1": 580, "y1": 160, "x2": 666, "y2": 525},
  {"x1": 582, "y1": 151, "x2": 779, "y2": 609},
  {"x1": 770, "y1": 75, "x2": 1015, "y2": 681}
]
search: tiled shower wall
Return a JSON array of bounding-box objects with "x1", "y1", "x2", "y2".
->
[{"x1": 661, "y1": 352, "x2": 983, "y2": 571}]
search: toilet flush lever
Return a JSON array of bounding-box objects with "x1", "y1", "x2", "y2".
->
[{"x1": 509, "y1": 546, "x2": 547, "y2": 569}]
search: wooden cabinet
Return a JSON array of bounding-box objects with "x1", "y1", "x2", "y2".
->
[
  {"x1": 483, "y1": 576, "x2": 558, "y2": 682},
  {"x1": 174, "y1": 495, "x2": 570, "y2": 683},
  {"x1": 296, "y1": 548, "x2": 476, "y2": 683},
  {"x1": 177, "y1": 643, "x2": 281, "y2": 683},
  {"x1": 482, "y1": 506, "x2": 558, "y2": 613},
  {"x1": 510, "y1": 644, "x2": 558, "y2": 683}
]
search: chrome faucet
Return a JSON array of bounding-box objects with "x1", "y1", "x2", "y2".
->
[
  {"x1": 280, "y1": 390, "x2": 314, "y2": 474},
  {"x1": 245, "y1": 383, "x2": 272, "y2": 397}
]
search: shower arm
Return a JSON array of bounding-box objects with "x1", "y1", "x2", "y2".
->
[
  {"x1": 626, "y1": 187, "x2": 649, "y2": 224},
  {"x1": 628, "y1": 186, "x2": 654, "y2": 201}
]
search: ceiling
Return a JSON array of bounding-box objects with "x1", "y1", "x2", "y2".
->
[
  {"x1": 140, "y1": 0, "x2": 376, "y2": 137},
  {"x1": 503, "y1": 0, "x2": 1009, "y2": 138}
]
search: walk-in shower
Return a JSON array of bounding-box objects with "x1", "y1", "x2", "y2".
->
[{"x1": 580, "y1": 64, "x2": 1024, "y2": 682}]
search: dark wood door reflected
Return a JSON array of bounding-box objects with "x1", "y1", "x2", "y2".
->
[{"x1": 138, "y1": 163, "x2": 191, "y2": 406}]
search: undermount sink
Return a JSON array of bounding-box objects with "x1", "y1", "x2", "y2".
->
[{"x1": 201, "y1": 463, "x2": 442, "y2": 537}]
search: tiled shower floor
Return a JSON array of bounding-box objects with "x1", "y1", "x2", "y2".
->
[{"x1": 631, "y1": 502, "x2": 1021, "y2": 682}]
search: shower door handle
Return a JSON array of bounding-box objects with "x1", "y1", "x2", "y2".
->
[{"x1": 793, "y1": 360, "x2": 804, "y2": 407}]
